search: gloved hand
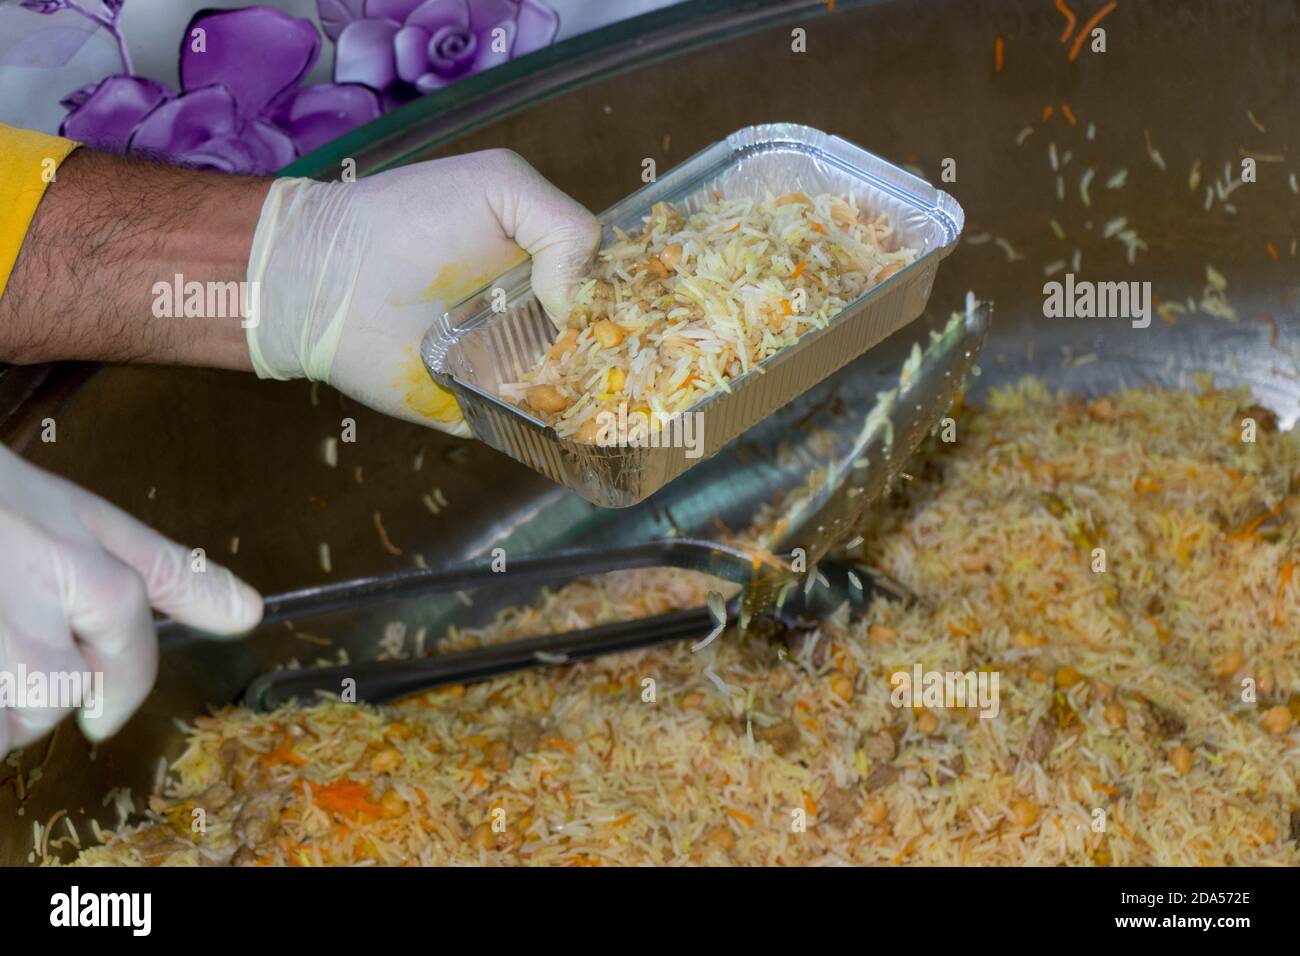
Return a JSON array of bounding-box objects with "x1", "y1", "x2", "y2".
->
[
  {"x1": 0, "y1": 444, "x2": 262, "y2": 757},
  {"x1": 245, "y1": 149, "x2": 601, "y2": 434}
]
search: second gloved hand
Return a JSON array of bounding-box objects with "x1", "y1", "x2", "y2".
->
[
  {"x1": 245, "y1": 149, "x2": 601, "y2": 434},
  {"x1": 0, "y1": 444, "x2": 262, "y2": 758}
]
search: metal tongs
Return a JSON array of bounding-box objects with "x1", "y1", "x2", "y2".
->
[{"x1": 194, "y1": 301, "x2": 989, "y2": 712}]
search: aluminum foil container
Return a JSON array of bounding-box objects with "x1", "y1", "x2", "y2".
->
[{"x1": 422, "y1": 122, "x2": 964, "y2": 507}]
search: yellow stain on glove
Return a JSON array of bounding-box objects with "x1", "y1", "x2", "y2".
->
[
  {"x1": 395, "y1": 346, "x2": 465, "y2": 428},
  {"x1": 419, "y1": 252, "x2": 526, "y2": 307},
  {"x1": 403, "y1": 252, "x2": 527, "y2": 431},
  {"x1": 0, "y1": 123, "x2": 79, "y2": 301}
]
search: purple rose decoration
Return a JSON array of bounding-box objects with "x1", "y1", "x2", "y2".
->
[
  {"x1": 334, "y1": 0, "x2": 559, "y2": 104},
  {"x1": 59, "y1": 7, "x2": 381, "y2": 173}
]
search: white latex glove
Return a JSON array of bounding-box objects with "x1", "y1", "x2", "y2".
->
[
  {"x1": 245, "y1": 149, "x2": 601, "y2": 434},
  {"x1": 0, "y1": 444, "x2": 262, "y2": 758}
]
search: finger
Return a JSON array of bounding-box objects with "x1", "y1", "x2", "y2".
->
[
  {"x1": 0, "y1": 507, "x2": 90, "y2": 753},
  {"x1": 487, "y1": 152, "x2": 601, "y2": 326},
  {"x1": 3, "y1": 638, "x2": 87, "y2": 750},
  {"x1": 56, "y1": 544, "x2": 158, "y2": 742},
  {"x1": 75, "y1": 495, "x2": 263, "y2": 636}
]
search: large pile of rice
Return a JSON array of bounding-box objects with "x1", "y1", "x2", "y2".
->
[
  {"x1": 501, "y1": 192, "x2": 917, "y2": 441},
  {"x1": 62, "y1": 379, "x2": 1299, "y2": 866}
]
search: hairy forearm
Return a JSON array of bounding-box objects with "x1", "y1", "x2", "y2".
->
[{"x1": 0, "y1": 148, "x2": 270, "y2": 370}]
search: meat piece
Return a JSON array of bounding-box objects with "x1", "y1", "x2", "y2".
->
[
  {"x1": 937, "y1": 753, "x2": 965, "y2": 783},
  {"x1": 1142, "y1": 698, "x2": 1186, "y2": 738},
  {"x1": 861, "y1": 731, "x2": 896, "y2": 761},
  {"x1": 197, "y1": 781, "x2": 234, "y2": 813},
  {"x1": 751, "y1": 720, "x2": 802, "y2": 756},
  {"x1": 131, "y1": 826, "x2": 192, "y2": 865},
  {"x1": 229, "y1": 844, "x2": 259, "y2": 867},
  {"x1": 865, "y1": 761, "x2": 901, "y2": 792},
  {"x1": 1027, "y1": 715, "x2": 1055, "y2": 764},
  {"x1": 1238, "y1": 404, "x2": 1278, "y2": 432},
  {"x1": 234, "y1": 790, "x2": 284, "y2": 847},
  {"x1": 509, "y1": 718, "x2": 543, "y2": 756},
  {"x1": 218, "y1": 738, "x2": 243, "y2": 777},
  {"x1": 820, "y1": 785, "x2": 863, "y2": 826}
]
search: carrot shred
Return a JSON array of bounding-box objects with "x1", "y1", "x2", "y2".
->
[
  {"x1": 313, "y1": 777, "x2": 380, "y2": 822},
  {"x1": 1275, "y1": 561, "x2": 1296, "y2": 624},
  {"x1": 372, "y1": 511, "x2": 403, "y2": 556},
  {"x1": 261, "y1": 733, "x2": 307, "y2": 767},
  {"x1": 1069, "y1": 1, "x2": 1116, "y2": 61},
  {"x1": 610, "y1": 814, "x2": 633, "y2": 828},
  {"x1": 726, "y1": 807, "x2": 754, "y2": 826},
  {"x1": 542, "y1": 736, "x2": 577, "y2": 753},
  {"x1": 993, "y1": 35, "x2": 1005, "y2": 72},
  {"x1": 1266, "y1": 242, "x2": 1279, "y2": 261},
  {"x1": 1061, "y1": 102, "x2": 1077, "y2": 125},
  {"x1": 1041, "y1": 104, "x2": 1054, "y2": 122},
  {"x1": 893, "y1": 835, "x2": 918, "y2": 864},
  {"x1": 790, "y1": 259, "x2": 810, "y2": 280},
  {"x1": 1054, "y1": 0, "x2": 1077, "y2": 41}
]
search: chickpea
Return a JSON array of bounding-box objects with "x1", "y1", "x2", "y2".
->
[
  {"x1": 916, "y1": 711, "x2": 940, "y2": 736},
  {"x1": 1088, "y1": 398, "x2": 1117, "y2": 420},
  {"x1": 1169, "y1": 744, "x2": 1193, "y2": 775},
  {"x1": 1214, "y1": 649, "x2": 1245, "y2": 678},
  {"x1": 369, "y1": 746, "x2": 403, "y2": 774},
  {"x1": 680, "y1": 692, "x2": 706, "y2": 710},
  {"x1": 1010, "y1": 798, "x2": 1039, "y2": 828},
  {"x1": 575, "y1": 417, "x2": 605, "y2": 445},
  {"x1": 469, "y1": 822, "x2": 495, "y2": 850},
  {"x1": 645, "y1": 257, "x2": 669, "y2": 279},
  {"x1": 546, "y1": 328, "x2": 578, "y2": 362},
  {"x1": 593, "y1": 320, "x2": 625, "y2": 348},
  {"x1": 379, "y1": 790, "x2": 407, "y2": 819},
  {"x1": 1014, "y1": 630, "x2": 1045, "y2": 649},
  {"x1": 659, "y1": 244, "x2": 683, "y2": 270},
  {"x1": 862, "y1": 798, "x2": 889, "y2": 825},
  {"x1": 705, "y1": 827, "x2": 735, "y2": 850},
  {"x1": 1103, "y1": 701, "x2": 1127, "y2": 728},
  {"x1": 1260, "y1": 705, "x2": 1293, "y2": 736},
  {"x1": 606, "y1": 367, "x2": 627, "y2": 392},
  {"x1": 830, "y1": 673, "x2": 854, "y2": 702},
  {"x1": 1255, "y1": 818, "x2": 1278, "y2": 844},
  {"x1": 876, "y1": 260, "x2": 906, "y2": 283},
  {"x1": 1054, "y1": 665, "x2": 1084, "y2": 689},
  {"x1": 525, "y1": 384, "x2": 568, "y2": 413},
  {"x1": 383, "y1": 721, "x2": 413, "y2": 741},
  {"x1": 868, "y1": 624, "x2": 897, "y2": 646}
]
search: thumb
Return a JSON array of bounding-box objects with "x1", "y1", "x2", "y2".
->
[
  {"x1": 492, "y1": 154, "x2": 601, "y2": 327},
  {"x1": 75, "y1": 493, "x2": 263, "y2": 636}
]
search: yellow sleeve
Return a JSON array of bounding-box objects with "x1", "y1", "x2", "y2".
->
[{"x1": 0, "y1": 123, "x2": 80, "y2": 301}]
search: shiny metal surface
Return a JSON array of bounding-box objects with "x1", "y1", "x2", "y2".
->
[{"x1": 3, "y1": 0, "x2": 1299, "y2": 863}]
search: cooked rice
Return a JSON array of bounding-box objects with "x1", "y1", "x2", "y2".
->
[
  {"x1": 66, "y1": 378, "x2": 1300, "y2": 866},
  {"x1": 502, "y1": 192, "x2": 917, "y2": 441}
]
